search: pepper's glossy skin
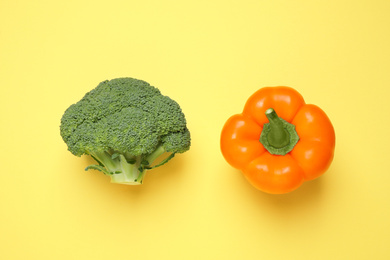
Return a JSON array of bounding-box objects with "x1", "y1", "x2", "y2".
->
[{"x1": 220, "y1": 87, "x2": 335, "y2": 194}]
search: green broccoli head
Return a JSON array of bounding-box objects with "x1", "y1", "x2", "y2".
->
[{"x1": 60, "y1": 77, "x2": 191, "y2": 185}]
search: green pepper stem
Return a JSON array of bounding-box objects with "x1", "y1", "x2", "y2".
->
[
  {"x1": 259, "y1": 108, "x2": 300, "y2": 155},
  {"x1": 265, "y1": 108, "x2": 290, "y2": 148}
]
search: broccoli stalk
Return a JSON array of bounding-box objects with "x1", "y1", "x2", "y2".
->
[
  {"x1": 86, "y1": 146, "x2": 174, "y2": 185},
  {"x1": 60, "y1": 77, "x2": 191, "y2": 185}
]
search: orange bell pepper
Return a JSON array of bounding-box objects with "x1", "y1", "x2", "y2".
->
[{"x1": 220, "y1": 87, "x2": 335, "y2": 194}]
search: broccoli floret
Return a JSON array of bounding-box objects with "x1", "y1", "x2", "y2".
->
[{"x1": 60, "y1": 77, "x2": 191, "y2": 185}]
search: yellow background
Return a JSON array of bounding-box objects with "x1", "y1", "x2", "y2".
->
[{"x1": 1, "y1": 0, "x2": 390, "y2": 259}]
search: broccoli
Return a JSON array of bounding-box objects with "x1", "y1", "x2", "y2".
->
[{"x1": 60, "y1": 77, "x2": 191, "y2": 185}]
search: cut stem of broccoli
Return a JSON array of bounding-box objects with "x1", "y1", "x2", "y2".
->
[{"x1": 86, "y1": 146, "x2": 175, "y2": 185}]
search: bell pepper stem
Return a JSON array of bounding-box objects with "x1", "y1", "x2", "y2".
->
[
  {"x1": 259, "y1": 108, "x2": 300, "y2": 155},
  {"x1": 265, "y1": 108, "x2": 290, "y2": 148}
]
